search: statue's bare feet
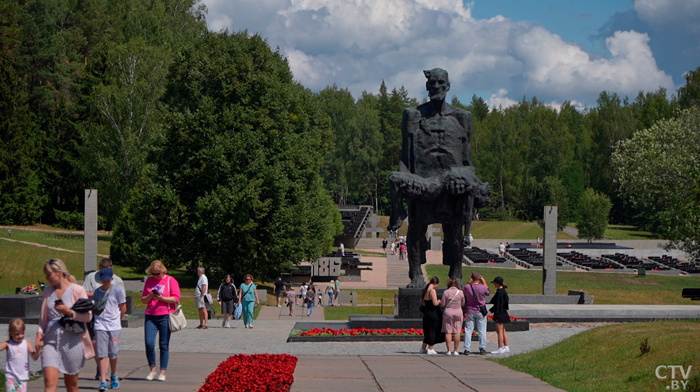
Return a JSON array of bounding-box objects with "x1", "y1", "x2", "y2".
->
[{"x1": 407, "y1": 276, "x2": 426, "y2": 288}]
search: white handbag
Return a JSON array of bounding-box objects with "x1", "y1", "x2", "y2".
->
[{"x1": 166, "y1": 276, "x2": 187, "y2": 332}]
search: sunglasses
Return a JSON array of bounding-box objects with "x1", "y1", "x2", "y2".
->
[{"x1": 151, "y1": 272, "x2": 163, "y2": 276}]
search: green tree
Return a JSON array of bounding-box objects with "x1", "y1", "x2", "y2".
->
[
  {"x1": 576, "y1": 188, "x2": 612, "y2": 242},
  {"x1": 111, "y1": 31, "x2": 343, "y2": 279},
  {"x1": 0, "y1": 0, "x2": 45, "y2": 224},
  {"x1": 612, "y1": 108, "x2": 700, "y2": 258},
  {"x1": 678, "y1": 66, "x2": 700, "y2": 109},
  {"x1": 81, "y1": 39, "x2": 170, "y2": 226}
]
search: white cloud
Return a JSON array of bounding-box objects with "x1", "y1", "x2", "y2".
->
[
  {"x1": 486, "y1": 89, "x2": 518, "y2": 110},
  {"x1": 634, "y1": 0, "x2": 700, "y2": 32},
  {"x1": 201, "y1": 0, "x2": 675, "y2": 106}
]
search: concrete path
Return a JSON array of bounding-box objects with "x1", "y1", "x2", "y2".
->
[
  {"x1": 563, "y1": 226, "x2": 579, "y2": 238},
  {"x1": 292, "y1": 355, "x2": 566, "y2": 392},
  {"x1": 25, "y1": 351, "x2": 566, "y2": 392},
  {"x1": 387, "y1": 252, "x2": 410, "y2": 288},
  {"x1": 257, "y1": 302, "x2": 326, "y2": 321}
]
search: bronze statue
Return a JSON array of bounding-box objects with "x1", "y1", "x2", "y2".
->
[{"x1": 388, "y1": 68, "x2": 490, "y2": 288}]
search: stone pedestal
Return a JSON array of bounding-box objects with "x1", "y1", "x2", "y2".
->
[
  {"x1": 0, "y1": 295, "x2": 42, "y2": 323},
  {"x1": 84, "y1": 189, "x2": 98, "y2": 278},
  {"x1": 396, "y1": 287, "x2": 446, "y2": 319},
  {"x1": 543, "y1": 205, "x2": 558, "y2": 295}
]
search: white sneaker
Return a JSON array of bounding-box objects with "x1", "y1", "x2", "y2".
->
[
  {"x1": 249, "y1": 324, "x2": 253, "y2": 329},
  {"x1": 452, "y1": 351, "x2": 460, "y2": 356},
  {"x1": 445, "y1": 351, "x2": 453, "y2": 356},
  {"x1": 491, "y1": 347, "x2": 505, "y2": 355},
  {"x1": 277, "y1": 305, "x2": 282, "y2": 307},
  {"x1": 503, "y1": 346, "x2": 510, "y2": 353},
  {"x1": 427, "y1": 349, "x2": 438, "y2": 355},
  {"x1": 419, "y1": 349, "x2": 428, "y2": 354},
  {"x1": 157, "y1": 374, "x2": 166, "y2": 382},
  {"x1": 146, "y1": 371, "x2": 157, "y2": 381}
]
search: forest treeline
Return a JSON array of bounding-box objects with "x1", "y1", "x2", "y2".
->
[
  {"x1": 319, "y1": 75, "x2": 698, "y2": 226},
  {"x1": 1, "y1": 0, "x2": 699, "y2": 268}
]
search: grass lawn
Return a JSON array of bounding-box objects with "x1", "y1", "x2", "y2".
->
[
  {"x1": 354, "y1": 289, "x2": 397, "y2": 304},
  {"x1": 346, "y1": 248, "x2": 387, "y2": 257},
  {"x1": 493, "y1": 320, "x2": 700, "y2": 392},
  {"x1": 470, "y1": 221, "x2": 575, "y2": 240},
  {"x1": 604, "y1": 225, "x2": 658, "y2": 240},
  {"x1": 324, "y1": 305, "x2": 394, "y2": 320},
  {"x1": 425, "y1": 265, "x2": 700, "y2": 305},
  {"x1": 0, "y1": 241, "x2": 100, "y2": 295},
  {"x1": 2, "y1": 228, "x2": 111, "y2": 255},
  {"x1": 376, "y1": 217, "x2": 575, "y2": 240}
]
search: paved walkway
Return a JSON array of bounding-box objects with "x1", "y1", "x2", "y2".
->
[
  {"x1": 10, "y1": 317, "x2": 591, "y2": 391},
  {"x1": 25, "y1": 351, "x2": 566, "y2": 392},
  {"x1": 387, "y1": 252, "x2": 410, "y2": 288}
]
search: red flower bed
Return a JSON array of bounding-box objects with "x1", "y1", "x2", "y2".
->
[
  {"x1": 297, "y1": 327, "x2": 423, "y2": 336},
  {"x1": 198, "y1": 354, "x2": 297, "y2": 392}
]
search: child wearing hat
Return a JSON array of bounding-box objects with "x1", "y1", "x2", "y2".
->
[
  {"x1": 488, "y1": 276, "x2": 510, "y2": 355},
  {"x1": 93, "y1": 268, "x2": 127, "y2": 391}
]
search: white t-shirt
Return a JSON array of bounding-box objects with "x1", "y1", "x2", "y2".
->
[
  {"x1": 499, "y1": 244, "x2": 506, "y2": 253},
  {"x1": 196, "y1": 275, "x2": 208, "y2": 297},
  {"x1": 300, "y1": 284, "x2": 308, "y2": 297},
  {"x1": 93, "y1": 286, "x2": 126, "y2": 332},
  {"x1": 83, "y1": 270, "x2": 125, "y2": 294}
]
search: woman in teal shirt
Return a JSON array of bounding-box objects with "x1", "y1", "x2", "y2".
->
[{"x1": 237, "y1": 274, "x2": 259, "y2": 328}]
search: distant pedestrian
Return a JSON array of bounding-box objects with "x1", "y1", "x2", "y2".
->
[
  {"x1": 505, "y1": 242, "x2": 511, "y2": 253},
  {"x1": 217, "y1": 275, "x2": 237, "y2": 328},
  {"x1": 463, "y1": 272, "x2": 489, "y2": 355},
  {"x1": 318, "y1": 290, "x2": 324, "y2": 306},
  {"x1": 299, "y1": 282, "x2": 308, "y2": 307},
  {"x1": 419, "y1": 277, "x2": 444, "y2": 355},
  {"x1": 195, "y1": 268, "x2": 209, "y2": 329},
  {"x1": 390, "y1": 241, "x2": 396, "y2": 255},
  {"x1": 334, "y1": 278, "x2": 341, "y2": 306},
  {"x1": 306, "y1": 286, "x2": 316, "y2": 317},
  {"x1": 498, "y1": 242, "x2": 505, "y2": 256},
  {"x1": 468, "y1": 233, "x2": 474, "y2": 248},
  {"x1": 339, "y1": 242, "x2": 345, "y2": 257},
  {"x1": 441, "y1": 278, "x2": 465, "y2": 356},
  {"x1": 37, "y1": 259, "x2": 94, "y2": 391},
  {"x1": 489, "y1": 276, "x2": 510, "y2": 355},
  {"x1": 382, "y1": 238, "x2": 388, "y2": 253},
  {"x1": 141, "y1": 260, "x2": 181, "y2": 381},
  {"x1": 287, "y1": 286, "x2": 296, "y2": 316},
  {"x1": 536, "y1": 236, "x2": 541, "y2": 248},
  {"x1": 399, "y1": 243, "x2": 406, "y2": 260},
  {"x1": 2, "y1": 319, "x2": 41, "y2": 392},
  {"x1": 325, "y1": 281, "x2": 335, "y2": 307},
  {"x1": 93, "y1": 268, "x2": 126, "y2": 391},
  {"x1": 238, "y1": 275, "x2": 260, "y2": 328},
  {"x1": 273, "y1": 277, "x2": 285, "y2": 308}
]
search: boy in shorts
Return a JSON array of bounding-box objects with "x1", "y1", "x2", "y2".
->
[{"x1": 93, "y1": 268, "x2": 127, "y2": 391}]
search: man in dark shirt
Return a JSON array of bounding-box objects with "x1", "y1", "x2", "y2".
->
[{"x1": 273, "y1": 277, "x2": 286, "y2": 308}]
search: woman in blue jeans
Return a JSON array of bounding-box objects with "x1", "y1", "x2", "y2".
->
[
  {"x1": 237, "y1": 274, "x2": 260, "y2": 328},
  {"x1": 141, "y1": 260, "x2": 181, "y2": 381}
]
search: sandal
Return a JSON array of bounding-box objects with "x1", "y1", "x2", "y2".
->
[{"x1": 196, "y1": 325, "x2": 203, "y2": 329}]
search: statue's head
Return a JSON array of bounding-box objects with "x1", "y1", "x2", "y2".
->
[{"x1": 424, "y1": 68, "x2": 450, "y2": 101}]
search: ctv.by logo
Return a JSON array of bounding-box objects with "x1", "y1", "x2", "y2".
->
[{"x1": 656, "y1": 365, "x2": 693, "y2": 390}]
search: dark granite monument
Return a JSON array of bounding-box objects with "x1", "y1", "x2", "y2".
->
[{"x1": 388, "y1": 68, "x2": 490, "y2": 289}]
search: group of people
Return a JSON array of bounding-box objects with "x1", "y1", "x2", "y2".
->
[
  {"x1": 420, "y1": 272, "x2": 510, "y2": 356},
  {"x1": 382, "y1": 237, "x2": 407, "y2": 259},
  {"x1": 2, "y1": 257, "x2": 267, "y2": 392},
  {"x1": 193, "y1": 268, "x2": 261, "y2": 330},
  {"x1": 273, "y1": 277, "x2": 341, "y2": 316}
]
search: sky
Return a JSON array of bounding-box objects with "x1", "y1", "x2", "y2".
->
[{"x1": 201, "y1": 0, "x2": 700, "y2": 109}]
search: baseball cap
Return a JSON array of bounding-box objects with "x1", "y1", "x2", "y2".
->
[
  {"x1": 99, "y1": 268, "x2": 114, "y2": 280},
  {"x1": 491, "y1": 276, "x2": 504, "y2": 285}
]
